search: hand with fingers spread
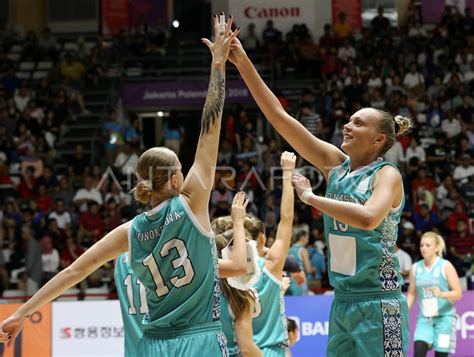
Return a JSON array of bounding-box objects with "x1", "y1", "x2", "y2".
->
[
  {"x1": 201, "y1": 12, "x2": 241, "y2": 66},
  {"x1": 0, "y1": 312, "x2": 25, "y2": 346},
  {"x1": 231, "y1": 191, "x2": 249, "y2": 223},
  {"x1": 291, "y1": 173, "x2": 314, "y2": 205}
]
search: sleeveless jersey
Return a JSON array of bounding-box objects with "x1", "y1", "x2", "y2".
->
[
  {"x1": 323, "y1": 157, "x2": 404, "y2": 293},
  {"x1": 252, "y1": 258, "x2": 288, "y2": 349},
  {"x1": 413, "y1": 257, "x2": 455, "y2": 317},
  {"x1": 114, "y1": 252, "x2": 148, "y2": 356},
  {"x1": 288, "y1": 243, "x2": 308, "y2": 295},
  {"x1": 129, "y1": 195, "x2": 221, "y2": 333},
  {"x1": 220, "y1": 293, "x2": 240, "y2": 356}
]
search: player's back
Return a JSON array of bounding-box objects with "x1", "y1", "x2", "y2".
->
[
  {"x1": 115, "y1": 252, "x2": 148, "y2": 356},
  {"x1": 129, "y1": 195, "x2": 220, "y2": 332},
  {"x1": 252, "y1": 258, "x2": 288, "y2": 351}
]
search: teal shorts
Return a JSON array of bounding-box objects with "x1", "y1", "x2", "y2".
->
[
  {"x1": 261, "y1": 345, "x2": 287, "y2": 357},
  {"x1": 414, "y1": 314, "x2": 456, "y2": 353},
  {"x1": 138, "y1": 321, "x2": 228, "y2": 357},
  {"x1": 327, "y1": 291, "x2": 409, "y2": 357}
]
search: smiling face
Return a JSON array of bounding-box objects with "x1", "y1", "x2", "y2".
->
[{"x1": 341, "y1": 108, "x2": 385, "y2": 157}]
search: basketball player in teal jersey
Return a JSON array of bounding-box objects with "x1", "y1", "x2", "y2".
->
[
  {"x1": 115, "y1": 192, "x2": 250, "y2": 357},
  {"x1": 115, "y1": 252, "x2": 149, "y2": 356},
  {"x1": 228, "y1": 37, "x2": 413, "y2": 356},
  {"x1": 407, "y1": 232, "x2": 462, "y2": 357},
  {"x1": 287, "y1": 231, "x2": 314, "y2": 296},
  {"x1": 244, "y1": 152, "x2": 296, "y2": 357},
  {"x1": 0, "y1": 17, "x2": 245, "y2": 356}
]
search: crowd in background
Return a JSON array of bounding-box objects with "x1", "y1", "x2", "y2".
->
[{"x1": 0, "y1": 2, "x2": 473, "y2": 299}]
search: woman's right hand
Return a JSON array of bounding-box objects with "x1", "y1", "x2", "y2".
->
[
  {"x1": 201, "y1": 13, "x2": 241, "y2": 65},
  {"x1": 231, "y1": 191, "x2": 249, "y2": 223},
  {"x1": 0, "y1": 312, "x2": 26, "y2": 346}
]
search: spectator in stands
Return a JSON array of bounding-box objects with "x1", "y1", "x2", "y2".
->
[
  {"x1": 413, "y1": 203, "x2": 441, "y2": 235},
  {"x1": 371, "y1": 6, "x2": 391, "y2": 36},
  {"x1": 453, "y1": 153, "x2": 474, "y2": 184},
  {"x1": 319, "y1": 24, "x2": 337, "y2": 52},
  {"x1": 77, "y1": 201, "x2": 104, "y2": 247},
  {"x1": 210, "y1": 180, "x2": 233, "y2": 219},
  {"x1": 35, "y1": 184, "x2": 53, "y2": 214},
  {"x1": 403, "y1": 63, "x2": 425, "y2": 99},
  {"x1": 426, "y1": 133, "x2": 452, "y2": 174},
  {"x1": 449, "y1": 219, "x2": 474, "y2": 255},
  {"x1": 39, "y1": 235, "x2": 59, "y2": 285},
  {"x1": 22, "y1": 30, "x2": 39, "y2": 61},
  {"x1": 298, "y1": 102, "x2": 322, "y2": 138},
  {"x1": 60, "y1": 237, "x2": 85, "y2": 269},
  {"x1": 242, "y1": 23, "x2": 260, "y2": 51},
  {"x1": 333, "y1": 12, "x2": 353, "y2": 40},
  {"x1": 113, "y1": 141, "x2": 139, "y2": 180},
  {"x1": 13, "y1": 82, "x2": 32, "y2": 113},
  {"x1": 405, "y1": 137, "x2": 426, "y2": 164},
  {"x1": 262, "y1": 20, "x2": 281, "y2": 49},
  {"x1": 461, "y1": 174, "x2": 474, "y2": 204},
  {"x1": 60, "y1": 52, "x2": 86, "y2": 83},
  {"x1": 441, "y1": 110, "x2": 463, "y2": 139},
  {"x1": 103, "y1": 198, "x2": 122, "y2": 231},
  {"x1": 73, "y1": 175, "x2": 103, "y2": 212},
  {"x1": 17, "y1": 166, "x2": 36, "y2": 199},
  {"x1": 124, "y1": 113, "x2": 143, "y2": 149},
  {"x1": 163, "y1": 116, "x2": 184, "y2": 157},
  {"x1": 38, "y1": 27, "x2": 58, "y2": 59},
  {"x1": 102, "y1": 108, "x2": 124, "y2": 165},
  {"x1": 296, "y1": 34, "x2": 320, "y2": 78},
  {"x1": 0, "y1": 247, "x2": 9, "y2": 294},
  {"x1": 21, "y1": 226, "x2": 43, "y2": 296},
  {"x1": 67, "y1": 144, "x2": 90, "y2": 182},
  {"x1": 53, "y1": 176, "x2": 75, "y2": 210},
  {"x1": 43, "y1": 218, "x2": 67, "y2": 251},
  {"x1": 48, "y1": 198, "x2": 71, "y2": 231}
]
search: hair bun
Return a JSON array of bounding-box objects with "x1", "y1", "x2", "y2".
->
[
  {"x1": 393, "y1": 115, "x2": 413, "y2": 136},
  {"x1": 134, "y1": 180, "x2": 153, "y2": 204}
]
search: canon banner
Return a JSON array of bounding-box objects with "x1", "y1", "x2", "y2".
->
[
  {"x1": 121, "y1": 80, "x2": 254, "y2": 108},
  {"x1": 228, "y1": 0, "x2": 330, "y2": 42}
]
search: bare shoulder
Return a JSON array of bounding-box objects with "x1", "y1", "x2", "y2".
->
[{"x1": 374, "y1": 165, "x2": 403, "y2": 186}]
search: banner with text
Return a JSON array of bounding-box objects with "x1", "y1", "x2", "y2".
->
[
  {"x1": 121, "y1": 80, "x2": 254, "y2": 108},
  {"x1": 52, "y1": 300, "x2": 124, "y2": 357},
  {"x1": 228, "y1": 0, "x2": 323, "y2": 42}
]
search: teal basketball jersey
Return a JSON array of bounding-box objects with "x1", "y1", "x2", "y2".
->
[
  {"x1": 323, "y1": 157, "x2": 404, "y2": 293},
  {"x1": 220, "y1": 293, "x2": 240, "y2": 356},
  {"x1": 115, "y1": 252, "x2": 148, "y2": 356},
  {"x1": 413, "y1": 257, "x2": 455, "y2": 317},
  {"x1": 252, "y1": 258, "x2": 288, "y2": 349},
  {"x1": 129, "y1": 195, "x2": 221, "y2": 333},
  {"x1": 287, "y1": 243, "x2": 307, "y2": 295}
]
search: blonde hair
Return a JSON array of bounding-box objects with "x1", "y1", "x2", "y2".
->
[
  {"x1": 133, "y1": 147, "x2": 179, "y2": 204},
  {"x1": 374, "y1": 109, "x2": 413, "y2": 156},
  {"x1": 421, "y1": 231, "x2": 446, "y2": 256},
  {"x1": 215, "y1": 230, "x2": 255, "y2": 321},
  {"x1": 244, "y1": 216, "x2": 265, "y2": 241},
  {"x1": 211, "y1": 215, "x2": 233, "y2": 235}
]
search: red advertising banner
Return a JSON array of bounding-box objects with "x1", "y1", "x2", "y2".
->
[
  {"x1": 102, "y1": 0, "x2": 130, "y2": 36},
  {"x1": 332, "y1": 0, "x2": 362, "y2": 32}
]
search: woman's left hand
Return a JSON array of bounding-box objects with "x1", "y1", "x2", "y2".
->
[{"x1": 291, "y1": 173, "x2": 312, "y2": 201}]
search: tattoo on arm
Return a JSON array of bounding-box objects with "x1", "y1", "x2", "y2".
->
[{"x1": 200, "y1": 68, "x2": 225, "y2": 137}]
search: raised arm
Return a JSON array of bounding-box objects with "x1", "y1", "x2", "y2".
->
[
  {"x1": 219, "y1": 191, "x2": 249, "y2": 277},
  {"x1": 229, "y1": 38, "x2": 346, "y2": 179},
  {"x1": 265, "y1": 152, "x2": 295, "y2": 279},
  {"x1": 0, "y1": 223, "x2": 129, "y2": 344},
  {"x1": 181, "y1": 15, "x2": 240, "y2": 231},
  {"x1": 292, "y1": 165, "x2": 403, "y2": 230}
]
